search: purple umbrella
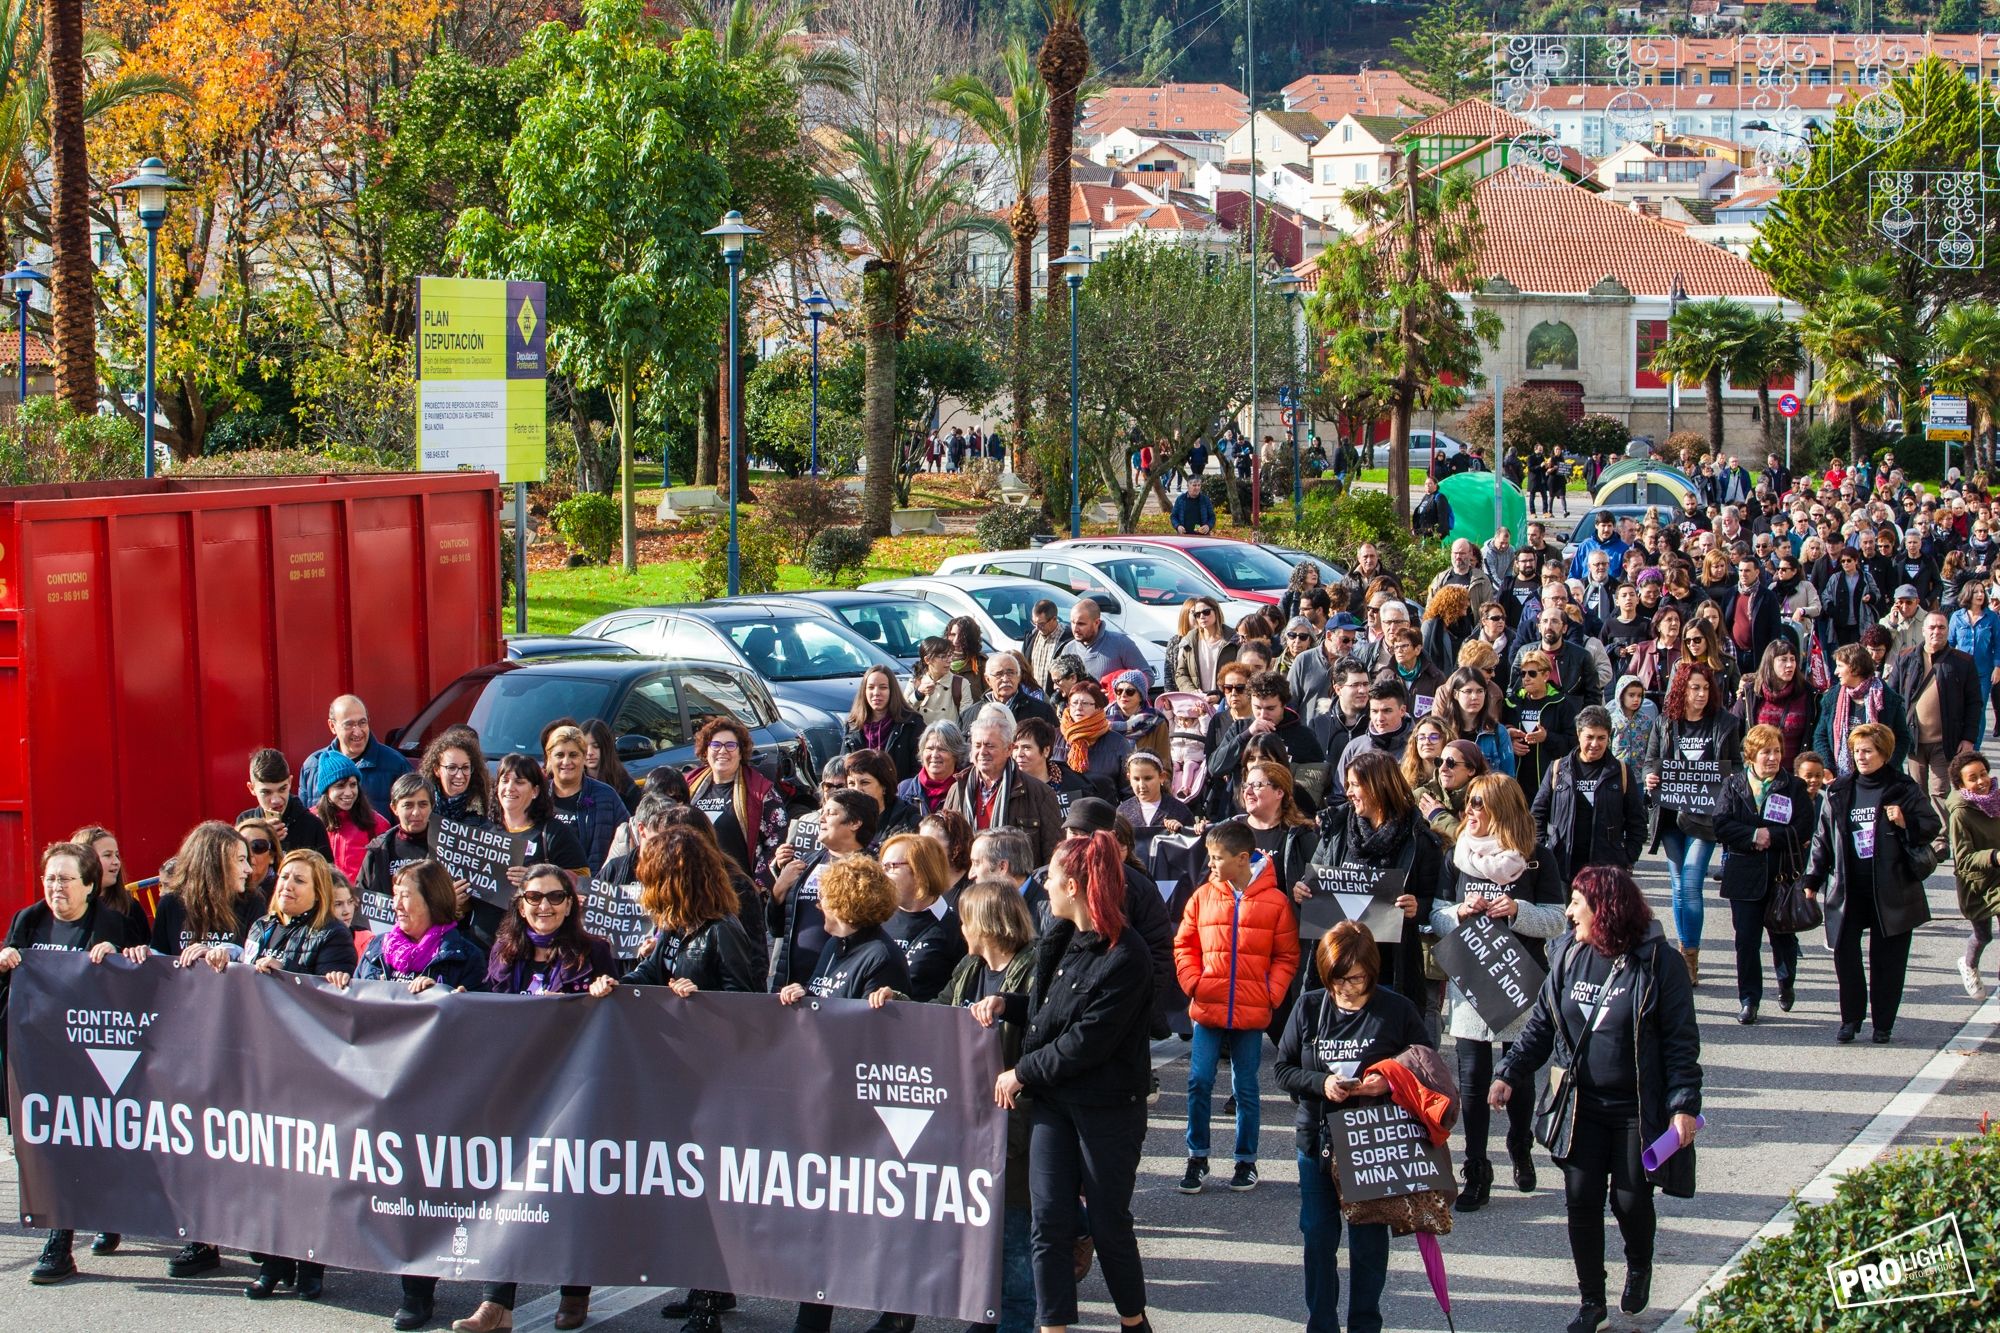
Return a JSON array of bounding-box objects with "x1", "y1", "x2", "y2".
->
[{"x1": 1416, "y1": 1231, "x2": 1455, "y2": 1332}]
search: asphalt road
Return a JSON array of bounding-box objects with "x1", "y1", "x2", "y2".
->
[{"x1": 1, "y1": 850, "x2": 1993, "y2": 1333}]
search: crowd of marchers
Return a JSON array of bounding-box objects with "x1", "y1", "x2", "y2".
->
[{"x1": 6, "y1": 451, "x2": 2000, "y2": 1333}]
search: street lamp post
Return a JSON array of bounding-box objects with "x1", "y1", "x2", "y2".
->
[
  {"x1": 1052, "y1": 245, "x2": 1093, "y2": 539},
  {"x1": 110, "y1": 158, "x2": 187, "y2": 480},
  {"x1": 1270, "y1": 271, "x2": 1305, "y2": 527},
  {"x1": 2, "y1": 260, "x2": 43, "y2": 413},
  {"x1": 804, "y1": 289, "x2": 833, "y2": 479},
  {"x1": 703, "y1": 210, "x2": 764, "y2": 596}
]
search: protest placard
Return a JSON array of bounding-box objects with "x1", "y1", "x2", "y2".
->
[
  {"x1": 1657, "y1": 755, "x2": 1725, "y2": 813},
  {"x1": 1430, "y1": 912, "x2": 1546, "y2": 1031},
  {"x1": 1301, "y1": 865, "x2": 1408, "y2": 942},
  {"x1": 431, "y1": 816, "x2": 526, "y2": 908},
  {"x1": 1330, "y1": 1100, "x2": 1454, "y2": 1202}
]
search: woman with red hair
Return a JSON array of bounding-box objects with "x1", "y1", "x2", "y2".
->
[
  {"x1": 1492, "y1": 865, "x2": 1703, "y2": 1333},
  {"x1": 971, "y1": 830, "x2": 1156, "y2": 1333}
]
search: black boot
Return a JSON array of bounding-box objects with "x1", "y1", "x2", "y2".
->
[
  {"x1": 31, "y1": 1230, "x2": 76, "y2": 1285},
  {"x1": 1452, "y1": 1158, "x2": 1493, "y2": 1213},
  {"x1": 1506, "y1": 1133, "x2": 1536, "y2": 1193},
  {"x1": 862, "y1": 1317, "x2": 917, "y2": 1333},
  {"x1": 245, "y1": 1256, "x2": 292, "y2": 1299},
  {"x1": 394, "y1": 1294, "x2": 436, "y2": 1330},
  {"x1": 666, "y1": 1290, "x2": 736, "y2": 1320},
  {"x1": 90, "y1": 1233, "x2": 121, "y2": 1255},
  {"x1": 296, "y1": 1261, "x2": 325, "y2": 1301},
  {"x1": 680, "y1": 1290, "x2": 723, "y2": 1333}
]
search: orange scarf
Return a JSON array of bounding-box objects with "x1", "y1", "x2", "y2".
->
[{"x1": 1060, "y1": 710, "x2": 1112, "y2": 774}]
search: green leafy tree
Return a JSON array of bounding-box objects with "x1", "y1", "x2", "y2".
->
[
  {"x1": 1755, "y1": 56, "x2": 2000, "y2": 426},
  {"x1": 1798, "y1": 276, "x2": 1897, "y2": 462},
  {"x1": 1650, "y1": 297, "x2": 1756, "y2": 456},
  {"x1": 745, "y1": 346, "x2": 863, "y2": 477},
  {"x1": 1054, "y1": 239, "x2": 1292, "y2": 529},
  {"x1": 936, "y1": 37, "x2": 1048, "y2": 459},
  {"x1": 360, "y1": 50, "x2": 538, "y2": 341},
  {"x1": 1310, "y1": 158, "x2": 1500, "y2": 520},
  {"x1": 816, "y1": 128, "x2": 1007, "y2": 535},
  {"x1": 1391, "y1": 0, "x2": 1486, "y2": 108},
  {"x1": 1935, "y1": 0, "x2": 1982, "y2": 33},
  {"x1": 453, "y1": 0, "x2": 801, "y2": 573},
  {"x1": 1727, "y1": 311, "x2": 1802, "y2": 456},
  {"x1": 1927, "y1": 301, "x2": 2000, "y2": 471}
]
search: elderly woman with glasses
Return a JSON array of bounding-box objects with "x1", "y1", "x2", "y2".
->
[
  {"x1": 898, "y1": 719, "x2": 969, "y2": 817},
  {"x1": 1170, "y1": 595, "x2": 1241, "y2": 697}
]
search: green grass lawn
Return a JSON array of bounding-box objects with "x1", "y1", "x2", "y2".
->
[
  {"x1": 1356, "y1": 467, "x2": 1430, "y2": 486},
  {"x1": 508, "y1": 544, "x2": 980, "y2": 636}
]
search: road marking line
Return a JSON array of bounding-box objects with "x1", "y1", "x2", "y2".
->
[
  {"x1": 513, "y1": 1281, "x2": 662, "y2": 1330},
  {"x1": 1658, "y1": 992, "x2": 2000, "y2": 1331}
]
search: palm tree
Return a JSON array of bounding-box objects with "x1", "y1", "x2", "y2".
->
[
  {"x1": 672, "y1": 0, "x2": 860, "y2": 97},
  {"x1": 45, "y1": 0, "x2": 88, "y2": 414},
  {"x1": 936, "y1": 38, "x2": 1047, "y2": 459},
  {"x1": 1038, "y1": 0, "x2": 1092, "y2": 319},
  {"x1": 817, "y1": 128, "x2": 1007, "y2": 535},
  {"x1": 1928, "y1": 301, "x2": 2000, "y2": 472},
  {"x1": 1798, "y1": 287, "x2": 1895, "y2": 463},
  {"x1": 1726, "y1": 310, "x2": 1802, "y2": 455},
  {"x1": 1651, "y1": 297, "x2": 1756, "y2": 455}
]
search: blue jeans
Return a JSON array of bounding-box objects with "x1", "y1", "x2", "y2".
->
[
  {"x1": 1660, "y1": 826, "x2": 1716, "y2": 949},
  {"x1": 1186, "y1": 1023, "x2": 1262, "y2": 1161},
  {"x1": 998, "y1": 1205, "x2": 1035, "y2": 1333},
  {"x1": 1298, "y1": 1150, "x2": 1389, "y2": 1333}
]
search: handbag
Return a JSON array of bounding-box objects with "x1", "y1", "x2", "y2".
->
[
  {"x1": 1764, "y1": 877, "x2": 1823, "y2": 934},
  {"x1": 1900, "y1": 834, "x2": 1940, "y2": 883},
  {"x1": 1533, "y1": 949, "x2": 1624, "y2": 1159}
]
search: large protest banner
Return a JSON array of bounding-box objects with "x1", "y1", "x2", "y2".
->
[{"x1": 8, "y1": 954, "x2": 1006, "y2": 1322}]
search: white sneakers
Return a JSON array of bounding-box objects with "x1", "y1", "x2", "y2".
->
[{"x1": 1958, "y1": 958, "x2": 1989, "y2": 1001}]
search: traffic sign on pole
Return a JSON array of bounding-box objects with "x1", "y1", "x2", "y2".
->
[
  {"x1": 1776, "y1": 392, "x2": 1801, "y2": 419},
  {"x1": 1927, "y1": 393, "x2": 1970, "y2": 442},
  {"x1": 1280, "y1": 408, "x2": 1297, "y2": 427}
]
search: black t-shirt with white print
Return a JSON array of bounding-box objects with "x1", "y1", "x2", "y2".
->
[{"x1": 1560, "y1": 946, "x2": 1639, "y2": 1114}]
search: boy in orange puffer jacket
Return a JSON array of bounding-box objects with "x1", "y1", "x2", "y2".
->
[{"x1": 1174, "y1": 819, "x2": 1301, "y2": 1192}]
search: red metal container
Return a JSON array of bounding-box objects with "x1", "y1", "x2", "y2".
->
[{"x1": 0, "y1": 472, "x2": 502, "y2": 917}]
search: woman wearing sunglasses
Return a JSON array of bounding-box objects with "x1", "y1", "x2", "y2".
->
[
  {"x1": 431, "y1": 865, "x2": 609, "y2": 1332},
  {"x1": 1169, "y1": 596, "x2": 1240, "y2": 698},
  {"x1": 1678, "y1": 620, "x2": 1740, "y2": 705},
  {"x1": 1643, "y1": 661, "x2": 1743, "y2": 985},
  {"x1": 1432, "y1": 772, "x2": 1566, "y2": 1213},
  {"x1": 234, "y1": 816, "x2": 283, "y2": 898}
]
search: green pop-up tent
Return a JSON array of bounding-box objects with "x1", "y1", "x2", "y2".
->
[{"x1": 1439, "y1": 471, "x2": 1527, "y2": 547}]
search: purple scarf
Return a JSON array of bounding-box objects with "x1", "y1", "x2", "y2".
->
[
  {"x1": 861, "y1": 716, "x2": 893, "y2": 751},
  {"x1": 1964, "y1": 783, "x2": 2000, "y2": 820},
  {"x1": 381, "y1": 923, "x2": 451, "y2": 977}
]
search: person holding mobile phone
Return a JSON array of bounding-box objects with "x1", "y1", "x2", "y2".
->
[{"x1": 1275, "y1": 923, "x2": 1430, "y2": 1333}]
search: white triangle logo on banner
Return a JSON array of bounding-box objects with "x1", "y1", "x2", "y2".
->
[
  {"x1": 1334, "y1": 892, "x2": 1375, "y2": 924},
  {"x1": 874, "y1": 1107, "x2": 934, "y2": 1158},
  {"x1": 86, "y1": 1048, "x2": 141, "y2": 1095}
]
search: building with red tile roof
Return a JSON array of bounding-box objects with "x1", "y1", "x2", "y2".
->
[
  {"x1": 1280, "y1": 71, "x2": 1438, "y2": 121},
  {"x1": 1079, "y1": 83, "x2": 1250, "y2": 141},
  {"x1": 1299, "y1": 164, "x2": 1796, "y2": 445}
]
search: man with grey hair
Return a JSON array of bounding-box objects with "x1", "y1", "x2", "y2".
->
[
  {"x1": 947, "y1": 705, "x2": 1061, "y2": 864},
  {"x1": 961, "y1": 650, "x2": 1058, "y2": 729},
  {"x1": 969, "y1": 827, "x2": 1033, "y2": 889},
  {"x1": 1427, "y1": 536, "x2": 1494, "y2": 610},
  {"x1": 1354, "y1": 594, "x2": 1412, "y2": 675}
]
